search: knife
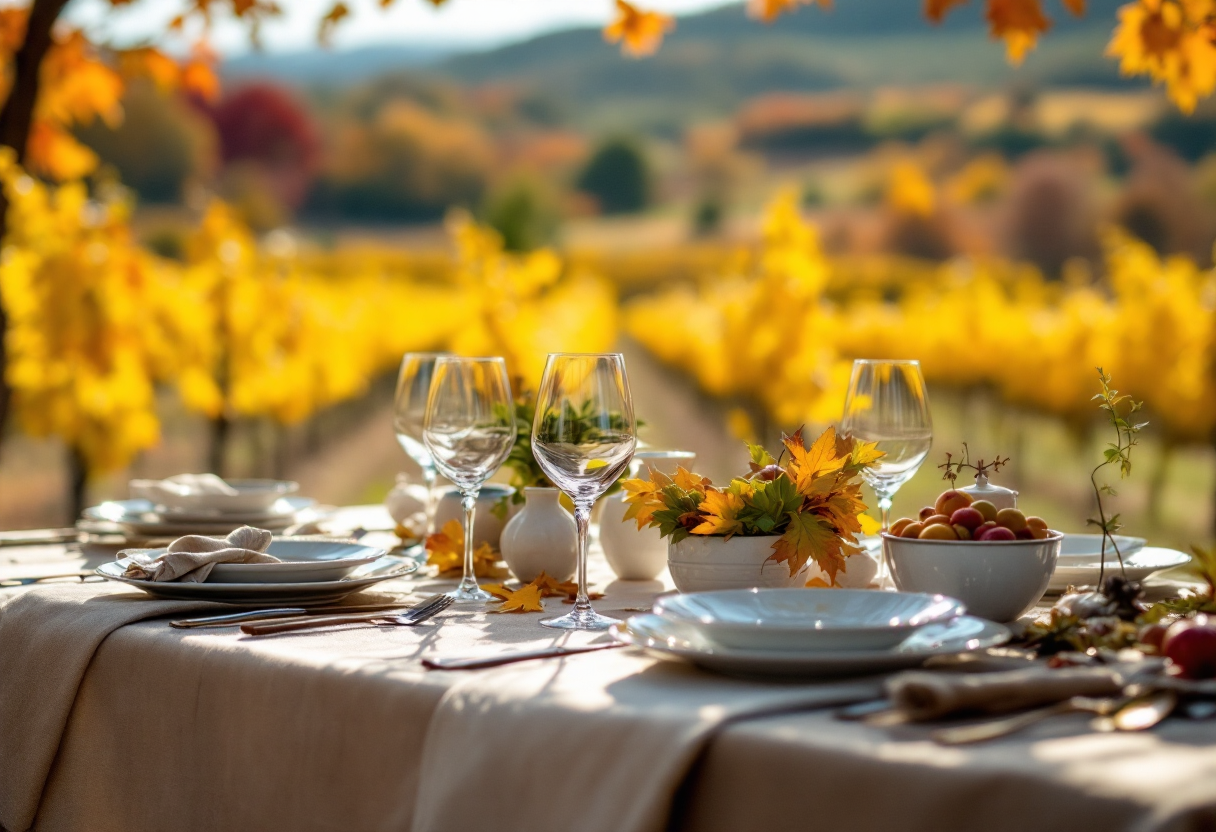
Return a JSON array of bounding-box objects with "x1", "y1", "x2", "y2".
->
[
  {"x1": 0, "y1": 571, "x2": 98, "y2": 588},
  {"x1": 171, "y1": 602, "x2": 416, "y2": 629},
  {"x1": 422, "y1": 641, "x2": 625, "y2": 670}
]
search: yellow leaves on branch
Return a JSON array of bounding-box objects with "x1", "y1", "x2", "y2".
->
[
  {"x1": 603, "y1": 0, "x2": 675, "y2": 57},
  {"x1": 749, "y1": 0, "x2": 832, "y2": 23},
  {"x1": 425, "y1": 519, "x2": 506, "y2": 578},
  {"x1": 986, "y1": 0, "x2": 1052, "y2": 64},
  {"x1": 1107, "y1": 0, "x2": 1216, "y2": 113}
]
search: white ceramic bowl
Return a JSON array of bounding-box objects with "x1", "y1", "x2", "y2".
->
[
  {"x1": 883, "y1": 531, "x2": 1062, "y2": 622},
  {"x1": 667, "y1": 535, "x2": 806, "y2": 593},
  {"x1": 134, "y1": 479, "x2": 299, "y2": 514},
  {"x1": 654, "y1": 588, "x2": 965, "y2": 652}
]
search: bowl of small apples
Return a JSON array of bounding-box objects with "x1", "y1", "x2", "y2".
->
[{"x1": 882, "y1": 488, "x2": 1062, "y2": 622}]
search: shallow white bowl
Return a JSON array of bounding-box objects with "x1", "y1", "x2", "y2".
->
[
  {"x1": 1059, "y1": 533, "x2": 1146, "y2": 562},
  {"x1": 144, "y1": 479, "x2": 299, "y2": 514},
  {"x1": 123, "y1": 539, "x2": 386, "y2": 584},
  {"x1": 883, "y1": 531, "x2": 1062, "y2": 622},
  {"x1": 654, "y1": 588, "x2": 965, "y2": 652}
]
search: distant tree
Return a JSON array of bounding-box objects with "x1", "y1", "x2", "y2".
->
[
  {"x1": 577, "y1": 138, "x2": 649, "y2": 215},
  {"x1": 484, "y1": 174, "x2": 561, "y2": 251},
  {"x1": 209, "y1": 83, "x2": 321, "y2": 213}
]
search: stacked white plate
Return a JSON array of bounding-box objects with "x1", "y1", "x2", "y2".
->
[
  {"x1": 1048, "y1": 534, "x2": 1191, "y2": 593},
  {"x1": 82, "y1": 492, "x2": 323, "y2": 540},
  {"x1": 96, "y1": 539, "x2": 417, "y2": 604},
  {"x1": 611, "y1": 588, "x2": 1009, "y2": 678}
]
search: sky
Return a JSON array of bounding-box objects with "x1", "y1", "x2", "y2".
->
[{"x1": 66, "y1": 0, "x2": 737, "y2": 55}]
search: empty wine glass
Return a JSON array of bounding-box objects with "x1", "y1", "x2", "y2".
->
[
  {"x1": 532, "y1": 353, "x2": 637, "y2": 630},
  {"x1": 422, "y1": 356, "x2": 516, "y2": 602},
  {"x1": 393, "y1": 352, "x2": 451, "y2": 536},
  {"x1": 841, "y1": 359, "x2": 933, "y2": 586}
]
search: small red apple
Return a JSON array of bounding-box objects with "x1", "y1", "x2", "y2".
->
[
  {"x1": 977, "y1": 526, "x2": 1017, "y2": 542},
  {"x1": 950, "y1": 507, "x2": 985, "y2": 531},
  {"x1": 1163, "y1": 614, "x2": 1216, "y2": 679}
]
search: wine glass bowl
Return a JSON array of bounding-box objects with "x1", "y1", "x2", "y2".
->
[
  {"x1": 393, "y1": 352, "x2": 450, "y2": 536},
  {"x1": 423, "y1": 356, "x2": 515, "y2": 602},
  {"x1": 840, "y1": 359, "x2": 933, "y2": 588},
  {"x1": 531, "y1": 353, "x2": 637, "y2": 630}
]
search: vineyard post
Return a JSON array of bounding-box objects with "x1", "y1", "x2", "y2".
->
[{"x1": 0, "y1": 0, "x2": 72, "y2": 453}]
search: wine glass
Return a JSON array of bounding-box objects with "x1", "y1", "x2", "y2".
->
[
  {"x1": 840, "y1": 359, "x2": 933, "y2": 584},
  {"x1": 422, "y1": 356, "x2": 516, "y2": 602},
  {"x1": 532, "y1": 353, "x2": 637, "y2": 630},
  {"x1": 393, "y1": 352, "x2": 451, "y2": 536}
]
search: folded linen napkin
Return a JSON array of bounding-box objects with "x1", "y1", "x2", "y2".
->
[
  {"x1": 121, "y1": 526, "x2": 279, "y2": 583},
  {"x1": 886, "y1": 665, "x2": 1136, "y2": 721},
  {"x1": 129, "y1": 473, "x2": 239, "y2": 509}
]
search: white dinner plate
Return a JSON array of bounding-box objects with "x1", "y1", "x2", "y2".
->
[
  {"x1": 155, "y1": 498, "x2": 315, "y2": 523},
  {"x1": 653, "y1": 588, "x2": 965, "y2": 652},
  {"x1": 83, "y1": 498, "x2": 321, "y2": 537},
  {"x1": 95, "y1": 556, "x2": 417, "y2": 604},
  {"x1": 613, "y1": 613, "x2": 1010, "y2": 679},
  {"x1": 119, "y1": 539, "x2": 386, "y2": 584},
  {"x1": 1049, "y1": 546, "x2": 1192, "y2": 592}
]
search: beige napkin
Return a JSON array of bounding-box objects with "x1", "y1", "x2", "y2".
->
[
  {"x1": 121, "y1": 526, "x2": 278, "y2": 583},
  {"x1": 0, "y1": 583, "x2": 216, "y2": 832},
  {"x1": 886, "y1": 666, "x2": 1132, "y2": 721}
]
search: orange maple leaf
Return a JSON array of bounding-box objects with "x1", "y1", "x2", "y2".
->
[
  {"x1": 603, "y1": 0, "x2": 675, "y2": 58},
  {"x1": 691, "y1": 488, "x2": 746, "y2": 537},
  {"x1": 749, "y1": 0, "x2": 831, "y2": 23},
  {"x1": 672, "y1": 466, "x2": 712, "y2": 493},
  {"x1": 319, "y1": 2, "x2": 350, "y2": 45},
  {"x1": 621, "y1": 472, "x2": 668, "y2": 529},
  {"x1": 770, "y1": 511, "x2": 849, "y2": 583},
  {"x1": 425, "y1": 518, "x2": 504, "y2": 578},
  {"x1": 484, "y1": 583, "x2": 545, "y2": 613},
  {"x1": 784, "y1": 426, "x2": 845, "y2": 496},
  {"x1": 532, "y1": 571, "x2": 579, "y2": 598},
  {"x1": 924, "y1": 0, "x2": 970, "y2": 23},
  {"x1": 986, "y1": 0, "x2": 1051, "y2": 65}
]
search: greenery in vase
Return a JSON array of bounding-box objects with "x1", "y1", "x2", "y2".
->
[
  {"x1": 620, "y1": 426, "x2": 883, "y2": 585},
  {"x1": 498, "y1": 391, "x2": 639, "y2": 507}
]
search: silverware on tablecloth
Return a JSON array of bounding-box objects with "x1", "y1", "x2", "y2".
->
[
  {"x1": 422, "y1": 641, "x2": 625, "y2": 671},
  {"x1": 931, "y1": 696, "x2": 1122, "y2": 745},
  {"x1": 1095, "y1": 689, "x2": 1177, "y2": 732},
  {"x1": 171, "y1": 602, "x2": 417, "y2": 629},
  {"x1": 240, "y1": 593, "x2": 453, "y2": 636},
  {"x1": 0, "y1": 571, "x2": 101, "y2": 588}
]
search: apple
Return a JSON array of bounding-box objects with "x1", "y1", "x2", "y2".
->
[
  {"x1": 935, "y1": 490, "x2": 973, "y2": 517},
  {"x1": 950, "y1": 507, "x2": 985, "y2": 531},
  {"x1": 978, "y1": 526, "x2": 1017, "y2": 542},
  {"x1": 1163, "y1": 615, "x2": 1216, "y2": 679}
]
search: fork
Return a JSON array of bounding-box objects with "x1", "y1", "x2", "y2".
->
[{"x1": 241, "y1": 593, "x2": 453, "y2": 636}]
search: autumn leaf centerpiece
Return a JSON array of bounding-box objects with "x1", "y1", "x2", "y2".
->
[{"x1": 620, "y1": 427, "x2": 883, "y2": 587}]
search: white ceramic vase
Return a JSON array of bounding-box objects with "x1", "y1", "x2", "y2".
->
[
  {"x1": 600, "y1": 450, "x2": 696, "y2": 581},
  {"x1": 434, "y1": 484, "x2": 516, "y2": 549},
  {"x1": 499, "y1": 487, "x2": 578, "y2": 582},
  {"x1": 667, "y1": 535, "x2": 807, "y2": 594}
]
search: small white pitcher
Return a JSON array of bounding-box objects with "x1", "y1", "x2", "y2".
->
[{"x1": 599, "y1": 450, "x2": 696, "y2": 581}]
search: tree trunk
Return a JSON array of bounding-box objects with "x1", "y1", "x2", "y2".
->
[
  {"x1": 67, "y1": 446, "x2": 87, "y2": 524},
  {"x1": 0, "y1": 0, "x2": 70, "y2": 451}
]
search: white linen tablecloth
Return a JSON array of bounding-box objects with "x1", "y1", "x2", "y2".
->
[{"x1": 2, "y1": 518, "x2": 1215, "y2": 832}]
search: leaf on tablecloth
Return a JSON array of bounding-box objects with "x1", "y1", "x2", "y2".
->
[
  {"x1": 561, "y1": 592, "x2": 605, "y2": 604},
  {"x1": 485, "y1": 583, "x2": 545, "y2": 613},
  {"x1": 425, "y1": 519, "x2": 506, "y2": 578},
  {"x1": 532, "y1": 571, "x2": 579, "y2": 598}
]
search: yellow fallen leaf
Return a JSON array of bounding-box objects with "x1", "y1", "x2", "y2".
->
[
  {"x1": 426, "y1": 518, "x2": 505, "y2": 577},
  {"x1": 489, "y1": 583, "x2": 545, "y2": 613}
]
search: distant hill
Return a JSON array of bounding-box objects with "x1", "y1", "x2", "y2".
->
[
  {"x1": 437, "y1": 0, "x2": 1137, "y2": 133},
  {"x1": 223, "y1": 0, "x2": 1143, "y2": 134}
]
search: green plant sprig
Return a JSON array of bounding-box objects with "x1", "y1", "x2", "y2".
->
[{"x1": 1089, "y1": 367, "x2": 1148, "y2": 585}]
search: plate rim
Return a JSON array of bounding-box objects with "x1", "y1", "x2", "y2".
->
[
  {"x1": 95, "y1": 557, "x2": 416, "y2": 592},
  {"x1": 612, "y1": 613, "x2": 1010, "y2": 668}
]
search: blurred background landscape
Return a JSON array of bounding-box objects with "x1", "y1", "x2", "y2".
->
[{"x1": 3, "y1": 0, "x2": 1214, "y2": 551}]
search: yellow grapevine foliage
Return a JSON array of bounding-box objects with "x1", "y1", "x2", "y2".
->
[
  {"x1": 620, "y1": 429, "x2": 883, "y2": 585},
  {"x1": 627, "y1": 189, "x2": 1216, "y2": 446},
  {"x1": 0, "y1": 150, "x2": 208, "y2": 470}
]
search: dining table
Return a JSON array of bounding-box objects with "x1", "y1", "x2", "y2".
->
[{"x1": 2, "y1": 505, "x2": 1215, "y2": 832}]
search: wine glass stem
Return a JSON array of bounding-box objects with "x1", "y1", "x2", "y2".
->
[
  {"x1": 877, "y1": 491, "x2": 894, "y2": 591},
  {"x1": 878, "y1": 494, "x2": 893, "y2": 532},
  {"x1": 422, "y1": 466, "x2": 438, "y2": 536},
  {"x1": 458, "y1": 489, "x2": 480, "y2": 595},
  {"x1": 572, "y1": 500, "x2": 593, "y2": 612}
]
